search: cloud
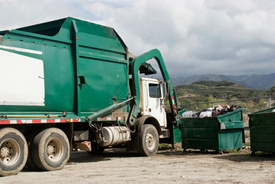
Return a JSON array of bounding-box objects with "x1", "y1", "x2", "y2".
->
[
  {"x1": 87, "y1": 0, "x2": 275, "y2": 77},
  {"x1": 1, "y1": 0, "x2": 274, "y2": 77},
  {"x1": 0, "y1": 0, "x2": 75, "y2": 29}
]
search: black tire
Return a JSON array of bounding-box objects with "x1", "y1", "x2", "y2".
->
[
  {"x1": 0, "y1": 128, "x2": 28, "y2": 176},
  {"x1": 31, "y1": 128, "x2": 70, "y2": 171},
  {"x1": 139, "y1": 124, "x2": 159, "y2": 156},
  {"x1": 25, "y1": 131, "x2": 39, "y2": 170}
]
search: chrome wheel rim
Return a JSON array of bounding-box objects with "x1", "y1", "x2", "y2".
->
[
  {"x1": 0, "y1": 139, "x2": 20, "y2": 166},
  {"x1": 146, "y1": 132, "x2": 156, "y2": 151},
  {"x1": 46, "y1": 138, "x2": 63, "y2": 162}
]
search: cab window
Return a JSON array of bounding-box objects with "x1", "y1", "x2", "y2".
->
[{"x1": 149, "y1": 84, "x2": 161, "y2": 98}]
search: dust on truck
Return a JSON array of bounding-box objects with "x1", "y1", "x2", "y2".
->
[{"x1": 0, "y1": 17, "x2": 181, "y2": 176}]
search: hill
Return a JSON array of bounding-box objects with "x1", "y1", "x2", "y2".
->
[
  {"x1": 171, "y1": 73, "x2": 275, "y2": 90},
  {"x1": 175, "y1": 80, "x2": 273, "y2": 111}
]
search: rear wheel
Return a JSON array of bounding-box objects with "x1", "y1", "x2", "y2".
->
[
  {"x1": 25, "y1": 131, "x2": 39, "y2": 170},
  {"x1": 31, "y1": 128, "x2": 70, "y2": 171},
  {"x1": 0, "y1": 128, "x2": 28, "y2": 176},
  {"x1": 139, "y1": 124, "x2": 159, "y2": 156}
]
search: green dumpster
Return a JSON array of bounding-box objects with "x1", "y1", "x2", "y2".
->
[
  {"x1": 248, "y1": 107, "x2": 275, "y2": 154},
  {"x1": 180, "y1": 108, "x2": 244, "y2": 151}
]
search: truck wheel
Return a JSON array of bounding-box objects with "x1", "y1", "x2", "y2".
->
[
  {"x1": 25, "y1": 131, "x2": 39, "y2": 170},
  {"x1": 31, "y1": 128, "x2": 70, "y2": 171},
  {"x1": 139, "y1": 124, "x2": 159, "y2": 156},
  {"x1": 0, "y1": 128, "x2": 28, "y2": 176}
]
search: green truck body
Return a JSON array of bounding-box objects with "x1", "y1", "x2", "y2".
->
[
  {"x1": 0, "y1": 17, "x2": 180, "y2": 176},
  {"x1": 0, "y1": 17, "x2": 129, "y2": 117}
]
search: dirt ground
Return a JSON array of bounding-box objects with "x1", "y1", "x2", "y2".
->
[{"x1": 1, "y1": 145, "x2": 275, "y2": 184}]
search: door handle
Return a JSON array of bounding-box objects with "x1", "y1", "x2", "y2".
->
[{"x1": 78, "y1": 76, "x2": 86, "y2": 85}]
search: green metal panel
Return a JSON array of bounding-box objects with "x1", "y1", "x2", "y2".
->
[
  {"x1": 218, "y1": 130, "x2": 243, "y2": 150},
  {"x1": 251, "y1": 134, "x2": 275, "y2": 142},
  {"x1": 0, "y1": 17, "x2": 129, "y2": 120},
  {"x1": 248, "y1": 107, "x2": 275, "y2": 153},
  {"x1": 180, "y1": 109, "x2": 244, "y2": 151},
  {"x1": 181, "y1": 128, "x2": 218, "y2": 139},
  {"x1": 180, "y1": 117, "x2": 219, "y2": 128},
  {"x1": 217, "y1": 108, "x2": 243, "y2": 123},
  {"x1": 219, "y1": 121, "x2": 244, "y2": 130},
  {"x1": 160, "y1": 118, "x2": 182, "y2": 145},
  {"x1": 173, "y1": 127, "x2": 182, "y2": 144},
  {"x1": 250, "y1": 126, "x2": 275, "y2": 134},
  {"x1": 250, "y1": 143, "x2": 275, "y2": 153},
  {"x1": 78, "y1": 57, "x2": 128, "y2": 113},
  {"x1": 252, "y1": 107, "x2": 275, "y2": 114},
  {"x1": 183, "y1": 139, "x2": 219, "y2": 150}
]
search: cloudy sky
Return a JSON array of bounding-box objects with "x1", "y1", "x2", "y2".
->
[{"x1": 1, "y1": 0, "x2": 274, "y2": 77}]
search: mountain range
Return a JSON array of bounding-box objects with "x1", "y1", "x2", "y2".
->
[{"x1": 171, "y1": 73, "x2": 275, "y2": 90}]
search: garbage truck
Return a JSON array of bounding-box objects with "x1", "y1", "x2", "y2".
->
[{"x1": 0, "y1": 17, "x2": 181, "y2": 176}]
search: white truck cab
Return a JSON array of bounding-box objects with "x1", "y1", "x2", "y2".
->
[{"x1": 140, "y1": 77, "x2": 167, "y2": 128}]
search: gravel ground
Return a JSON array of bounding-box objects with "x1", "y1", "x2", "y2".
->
[{"x1": 0, "y1": 146, "x2": 275, "y2": 184}]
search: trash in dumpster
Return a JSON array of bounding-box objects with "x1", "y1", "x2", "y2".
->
[
  {"x1": 182, "y1": 111, "x2": 197, "y2": 118},
  {"x1": 195, "y1": 104, "x2": 241, "y2": 118},
  {"x1": 199, "y1": 107, "x2": 214, "y2": 118}
]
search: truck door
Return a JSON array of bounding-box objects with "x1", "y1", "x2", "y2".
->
[{"x1": 141, "y1": 78, "x2": 167, "y2": 127}]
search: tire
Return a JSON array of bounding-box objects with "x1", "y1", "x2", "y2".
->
[
  {"x1": 139, "y1": 124, "x2": 159, "y2": 156},
  {"x1": 0, "y1": 128, "x2": 28, "y2": 176},
  {"x1": 31, "y1": 128, "x2": 70, "y2": 171},
  {"x1": 25, "y1": 131, "x2": 39, "y2": 171}
]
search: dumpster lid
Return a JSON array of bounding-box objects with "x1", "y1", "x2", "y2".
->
[
  {"x1": 250, "y1": 107, "x2": 275, "y2": 115},
  {"x1": 217, "y1": 108, "x2": 244, "y2": 130}
]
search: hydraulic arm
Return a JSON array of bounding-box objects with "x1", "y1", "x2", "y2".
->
[{"x1": 129, "y1": 49, "x2": 178, "y2": 126}]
